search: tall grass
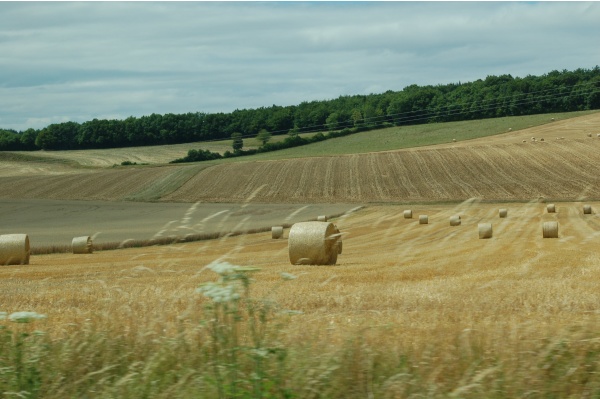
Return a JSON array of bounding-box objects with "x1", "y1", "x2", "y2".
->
[{"x1": 2, "y1": 267, "x2": 600, "y2": 398}]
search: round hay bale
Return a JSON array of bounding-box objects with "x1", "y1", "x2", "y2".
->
[
  {"x1": 588, "y1": 133, "x2": 592, "y2": 137},
  {"x1": 288, "y1": 221, "x2": 339, "y2": 265},
  {"x1": 540, "y1": 138, "x2": 544, "y2": 142},
  {"x1": 478, "y1": 223, "x2": 493, "y2": 239},
  {"x1": 583, "y1": 205, "x2": 592, "y2": 215},
  {"x1": 317, "y1": 215, "x2": 327, "y2": 222},
  {"x1": 508, "y1": 128, "x2": 512, "y2": 131},
  {"x1": 72, "y1": 236, "x2": 93, "y2": 254},
  {"x1": 597, "y1": 133, "x2": 600, "y2": 138},
  {"x1": 542, "y1": 221, "x2": 559, "y2": 238},
  {"x1": 452, "y1": 138, "x2": 456, "y2": 142},
  {"x1": 551, "y1": 118, "x2": 555, "y2": 121},
  {"x1": 419, "y1": 215, "x2": 428, "y2": 225},
  {"x1": 499, "y1": 208, "x2": 508, "y2": 218},
  {"x1": 547, "y1": 204, "x2": 556, "y2": 213},
  {"x1": 271, "y1": 226, "x2": 284, "y2": 239},
  {"x1": 0, "y1": 234, "x2": 30, "y2": 265},
  {"x1": 449, "y1": 215, "x2": 461, "y2": 226},
  {"x1": 522, "y1": 140, "x2": 526, "y2": 143},
  {"x1": 403, "y1": 210, "x2": 413, "y2": 219}
]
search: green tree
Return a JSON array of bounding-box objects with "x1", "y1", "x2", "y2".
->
[
  {"x1": 325, "y1": 112, "x2": 340, "y2": 131},
  {"x1": 256, "y1": 129, "x2": 272, "y2": 146},
  {"x1": 231, "y1": 132, "x2": 243, "y2": 152}
]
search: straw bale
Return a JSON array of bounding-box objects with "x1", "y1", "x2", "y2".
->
[
  {"x1": 0, "y1": 234, "x2": 30, "y2": 265},
  {"x1": 72, "y1": 236, "x2": 93, "y2": 254},
  {"x1": 547, "y1": 204, "x2": 556, "y2": 213},
  {"x1": 499, "y1": 208, "x2": 508, "y2": 218},
  {"x1": 271, "y1": 226, "x2": 284, "y2": 239},
  {"x1": 317, "y1": 215, "x2": 328, "y2": 222},
  {"x1": 449, "y1": 215, "x2": 461, "y2": 226},
  {"x1": 288, "y1": 221, "x2": 339, "y2": 265},
  {"x1": 403, "y1": 210, "x2": 413, "y2": 219},
  {"x1": 583, "y1": 205, "x2": 592, "y2": 215},
  {"x1": 542, "y1": 221, "x2": 559, "y2": 238},
  {"x1": 419, "y1": 215, "x2": 428, "y2": 225},
  {"x1": 588, "y1": 133, "x2": 593, "y2": 137},
  {"x1": 478, "y1": 223, "x2": 493, "y2": 239}
]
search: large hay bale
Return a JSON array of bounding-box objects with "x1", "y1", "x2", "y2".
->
[
  {"x1": 419, "y1": 215, "x2": 428, "y2": 225},
  {"x1": 499, "y1": 208, "x2": 508, "y2": 218},
  {"x1": 271, "y1": 226, "x2": 283, "y2": 239},
  {"x1": 478, "y1": 223, "x2": 493, "y2": 239},
  {"x1": 449, "y1": 215, "x2": 461, "y2": 226},
  {"x1": 317, "y1": 215, "x2": 328, "y2": 222},
  {"x1": 542, "y1": 221, "x2": 559, "y2": 238},
  {"x1": 403, "y1": 210, "x2": 413, "y2": 219},
  {"x1": 547, "y1": 204, "x2": 556, "y2": 213},
  {"x1": 72, "y1": 236, "x2": 93, "y2": 254},
  {"x1": 583, "y1": 205, "x2": 592, "y2": 215},
  {"x1": 0, "y1": 234, "x2": 30, "y2": 265},
  {"x1": 288, "y1": 221, "x2": 339, "y2": 265}
]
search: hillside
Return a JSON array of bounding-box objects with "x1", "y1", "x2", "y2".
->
[{"x1": 0, "y1": 111, "x2": 599, "y2": 203}]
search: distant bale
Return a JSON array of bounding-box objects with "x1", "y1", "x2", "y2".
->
[
  {"x1": 72, "y1": 236, "x2": 93, "y2": 254},
  {"x1": 542, "y1": 221, "x2": 559, "y2": 238},
  {"x1": 597, "y1": 133, "x2": 600, "y2": 138},
  {"x1": 0, "y1": 234, "x2": 30, "y2": 265},
  {"x1": 508, "y1": 128, "x2": 512, "y2": 132},
  {"x1": 271, "y1": 226, "x2": 283, "y2": 239},
  {"x1": 583, "y1": 205, "x2": 592, "y2": 215},
  {"x1": 551, "y1": 118, "x2": 555, "y2": 121},
  {"x1": 288, "y1": 221, "x2": 339, "y2": 265},
  {"x1": 540, "y1": 138, "x2": 544, "y2": 142},
  {"x1": 499, "y1": 208, "x2": 508, "y2": 218},
  {"x1": 317, "y1": 215, "x2": 327, "y2": 222},
  {"x1": 403, "y1": 210, "x2": 413, "y2": 219},
  {"x1": 452, "y1": 138, "x2": 456, "y2": 142},
  {"x1": 478, "y1": 223, "x2": 493, "y2": 239},
  {"x1": 522, "y1": 140, "x2": 526, "y2": 143},
  {"x1": 419, "y1": 215, "x2": 429, "y2": 225},
  {"x1": 449, "y1": 215, "x2": 461, "y2": 226},
  {"x1": 547, "y1": 204, "x2": 556, "y2": 213},
  {"x1": 588, "y1": 133, "x2": 592, "y2": 137}
]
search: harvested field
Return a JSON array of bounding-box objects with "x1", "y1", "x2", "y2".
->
[
  {"x1": 2, "y1": 201, "x2": 600, "y2": 351},
  {"x1": 165, "y1": 138, "x2": 600, "y2": 203}
]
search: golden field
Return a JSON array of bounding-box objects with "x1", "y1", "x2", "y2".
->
[{"x1": 2, "y1": 111, "x2": 600, "y2": 397}]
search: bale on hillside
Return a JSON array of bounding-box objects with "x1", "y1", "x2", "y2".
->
[
  {"x1": 542, "y1": 221, "x2": 559, "y2": 238},
  {"x1": 419, "y1": 215, "x2": 429, "y2": 225},
  {"x1": 317, "y1": 215, "x2": 327, "y2": 222},
  {"x1": 588, "y1": 133, "x2": 593, "y2": 137},
  {"x1": 0, "y1": 234, "x2": 30, "y2": 265},
  {"x1": 403, "y1": 210, "x2": 413, "y2": 219},
  {"x1": 547, "y1": 204, "x2": 556, "y2": 213},
  {"x1": 583, "y1": 205, "x2": 592, "y2": 215},
  {"x1": 449, "y1": 215, "x2": 461, "y2": 226},
  {"x1": 288, "y1": 221, "x2": 339, "y2": 265},
  {"x1": 478, "y1": 223, "x2": 493, "y2": 239},
  {"x1": 271, "y1": 226, "x2": 284, "y2": 239},
  {"x1": 499, "y1": 208, "x2": 508, "y2": 218},
  {"x1": 72, "y1": 236, "x2": 93, "y2": 254}
]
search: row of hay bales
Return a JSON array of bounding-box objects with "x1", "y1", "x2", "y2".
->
[
  {"x1": 0, "y1": 235, "x2": 93, "y2": 266},
  {"x1": 272, "y1": 215, "x2": 343, "y2": 266},
  {"x1": 402, "y1": 204, "x2": 594, "y2": 240}
]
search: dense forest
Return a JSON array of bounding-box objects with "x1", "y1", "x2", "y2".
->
[{"x1": 1, "y1": 67, "x2": 599, "y2": 152}]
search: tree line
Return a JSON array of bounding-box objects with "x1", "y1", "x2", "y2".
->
[{"x1": 1, "y1": 67, "x2": 599, "y2": 152}]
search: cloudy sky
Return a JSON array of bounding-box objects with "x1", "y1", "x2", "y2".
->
[{"x1": 1, "y1": 1, "x2": 599, "y2": 132}]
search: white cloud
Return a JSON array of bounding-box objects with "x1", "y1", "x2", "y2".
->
[{"x1": 0, "y1": 1, "x2": 599, "y2": 131}]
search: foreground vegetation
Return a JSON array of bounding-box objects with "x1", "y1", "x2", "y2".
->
[{"x1": 2, "y1": 263, "x2": 600, "y2": 398}]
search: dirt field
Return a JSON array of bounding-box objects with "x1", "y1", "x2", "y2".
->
[{"x1": 0, "y1": 199, "x2": 357, "y2": 247}]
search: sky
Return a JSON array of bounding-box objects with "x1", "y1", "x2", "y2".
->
[{"x1": 1, "y1": 1, "x2": 599, "y2": 132}]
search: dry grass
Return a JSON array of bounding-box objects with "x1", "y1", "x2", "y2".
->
[{"x1": 2, "y1": 202, "x2": 600, "y2": 396}]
